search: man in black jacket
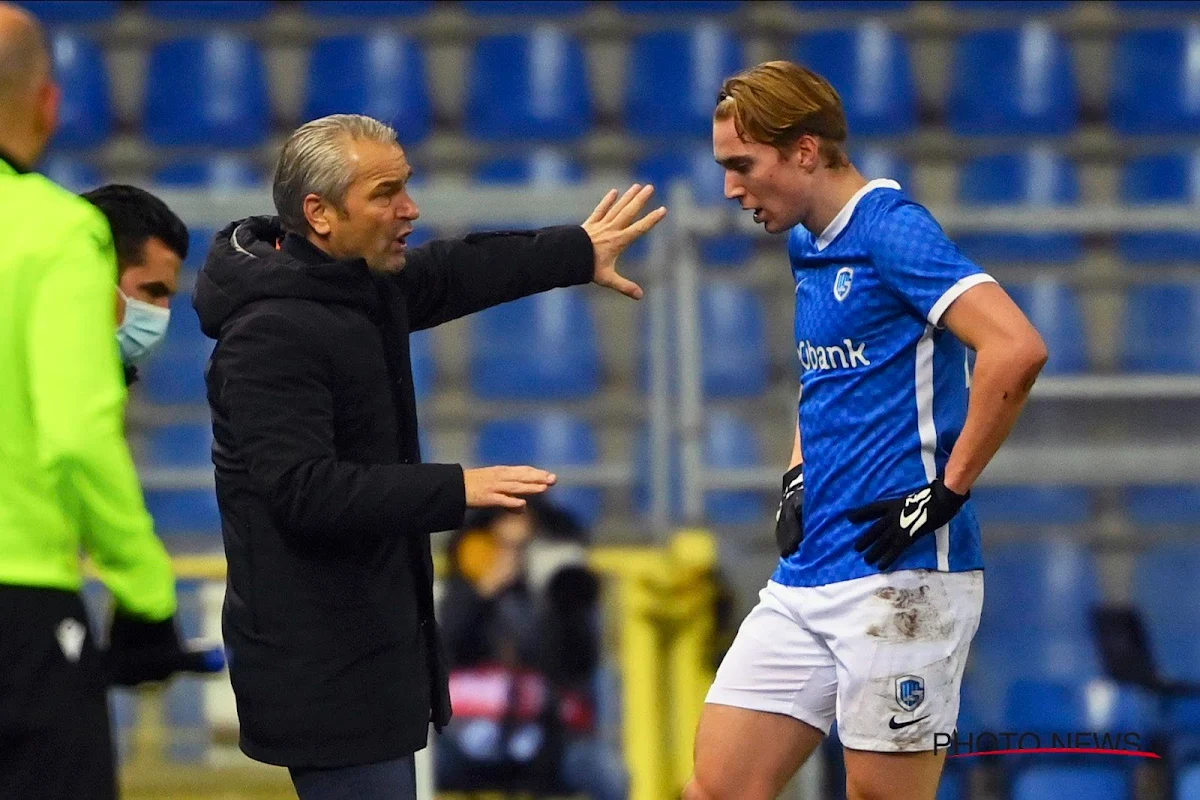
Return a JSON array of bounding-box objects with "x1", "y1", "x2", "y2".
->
[{"x1": 192, "y1": 114, "x2": 664, "y2": 799}]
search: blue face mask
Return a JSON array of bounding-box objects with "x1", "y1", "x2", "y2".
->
[{"x1": 116, "y1": 289, "x2": 171, "y2": 365}]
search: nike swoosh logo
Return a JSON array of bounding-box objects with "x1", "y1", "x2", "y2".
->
[
  {"x1": 889, "y1": 715, "x2": 930, "y2": 730},
  {"x1": 899, "y1": 500, "x2": 928, "y2": 531}
]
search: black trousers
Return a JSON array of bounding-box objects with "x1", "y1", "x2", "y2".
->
[
  {"x1": 290, "y1": 755, "x2": 417, "y2": 800},
  {"x1": 0, "y1": 585, "x2": 115, "y2": 800}
]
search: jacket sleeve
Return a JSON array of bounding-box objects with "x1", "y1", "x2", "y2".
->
[
  {"x1": 216, "y1": 307, "x2": 466, "y2": 546},
  {"x1": 398, "y1": 225, "x2": 595, "y2": 331},
  {"x1": 27, "y1": 210, "x2": 176, "y2": 621}
]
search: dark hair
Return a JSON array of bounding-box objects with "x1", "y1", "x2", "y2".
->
[{"x1": 81, "y1": 184, "x2": 189, "y2": 272}]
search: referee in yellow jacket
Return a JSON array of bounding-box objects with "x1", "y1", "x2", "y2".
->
[{"x1": 0, "y1": 6, "x2": 186, "y2": 798}]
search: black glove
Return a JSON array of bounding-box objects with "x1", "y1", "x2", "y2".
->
[
  {"x1": 848, "y1": 479, "x2": 969, "y2": 571},
  {"x1": 106, "y1": 611, "x2": 188, "y2": 686},
  {"x1": 774, "y1": 463, "x2": 805, "y2": 558}
]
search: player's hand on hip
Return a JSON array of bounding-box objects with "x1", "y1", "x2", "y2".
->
[
  {"x1": 774, "y1": 463, "x2": 805, "y2": 557},
  {"x1": 581, "y1": 183, "x2": 667, "y2": 301},
  {"x1": 847, "y1": 479, "x2": 968, "y2": 570},
  {"x1": 464, "y1": 466, "x2": 557, "y2": 509}
]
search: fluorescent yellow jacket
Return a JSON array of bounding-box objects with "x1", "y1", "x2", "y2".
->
[{"x1": 0, "y1": 154, "x2": 175, "y2": 620}]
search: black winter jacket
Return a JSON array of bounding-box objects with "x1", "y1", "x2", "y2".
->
[{"x1": 192, "y1": 217, "x2": 594, "y2": 768}]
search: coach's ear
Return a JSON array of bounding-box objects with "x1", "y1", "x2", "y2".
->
[{"x1": 303, "y1": 193, "x2": 333, "y2": 236}]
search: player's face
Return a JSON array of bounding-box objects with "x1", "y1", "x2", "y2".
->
[
  {"x1": 318, "y1": 138, "x2": 420, "y2": 274},
  {"x1": 116, "y1": 236, "x2": 182, "y2": 323},
  {"x1": 713, "y1": 116, "x2": 808, "y2": 234}
]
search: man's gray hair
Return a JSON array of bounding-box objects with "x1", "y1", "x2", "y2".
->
[{"x1": 272, "y1": 114, "x2": 398, "y2": 234}]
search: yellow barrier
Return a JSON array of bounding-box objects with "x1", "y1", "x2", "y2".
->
[{"x1": 115, "y1": 532, "x2": 719, "y2": 800}]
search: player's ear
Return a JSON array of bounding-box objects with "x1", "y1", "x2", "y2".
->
[{"x1": 791, "y1": 134, "x2": 821, "y2": 173}]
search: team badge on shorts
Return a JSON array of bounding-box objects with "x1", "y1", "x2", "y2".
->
[
  {"x1": 895, "y1": 675, "x2": 925, "y2": 712},
  {"x1": 834, "y1": 267, "x2": 854, "y2": 302}
]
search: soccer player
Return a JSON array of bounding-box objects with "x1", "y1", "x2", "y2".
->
[{"x1": 686, "y1": 61, "x2": 1049, "y2": 800}]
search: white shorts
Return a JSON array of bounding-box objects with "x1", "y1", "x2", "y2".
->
[{"x1": 706, "y1": 569, "x2": 983, "y2": 752}]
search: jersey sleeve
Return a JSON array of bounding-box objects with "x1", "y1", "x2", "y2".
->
[
  {"x1": 870, "y1": 202, "x2": 996, "y2": 328},
  {"x1": 26, "y1": 207, "x2": 177, "y2": 621}
]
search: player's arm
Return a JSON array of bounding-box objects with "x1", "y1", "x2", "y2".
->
[
  {"x1": 27, "y1": 211, "x2": 176, "y2": 621},
  {"x1": 774, "y1": 417, "x2": 805, "y2": 558},
  {"x1": 940, "y1": 283, "x2": 1048, "y2": 494}
]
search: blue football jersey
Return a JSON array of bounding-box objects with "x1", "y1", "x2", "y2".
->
[{"x1": 773, "y1": 179, "x2": 994, "y2": 588}]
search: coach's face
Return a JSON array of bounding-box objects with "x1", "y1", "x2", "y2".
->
[
  {"x1": 309, "y1": 138, "x2": 420, "y2": 273},
  {"x1": 713, "y1": 116, "x2": 808, "y2": 234}
]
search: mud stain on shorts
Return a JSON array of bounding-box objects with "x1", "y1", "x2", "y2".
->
[{"x1": 865, "y1": 585, "x2": 954, "y2": 642}]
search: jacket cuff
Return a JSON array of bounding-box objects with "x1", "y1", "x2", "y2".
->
[
  {"x1": 425, "y1": 463, "x2": 468, "y2": 533},
  {"x1": 546, "y1": 225, "x2": 596, "y2": 288}
]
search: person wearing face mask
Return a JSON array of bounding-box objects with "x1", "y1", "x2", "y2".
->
[{"x1": 81, "y1": 184, "x2": 189, "y2": 385}]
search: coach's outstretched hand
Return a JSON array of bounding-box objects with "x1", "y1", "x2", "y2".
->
[
  {"x1": 848, "y1": 479, "x2": 969, "y2": 570},
  {"x1": 581, "y1": 183, "x2": 667, "y2": 300}
]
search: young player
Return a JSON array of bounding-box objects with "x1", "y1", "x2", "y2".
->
[{"x1": 685, "y1": 61, "x2": 1049, "y2": 800}]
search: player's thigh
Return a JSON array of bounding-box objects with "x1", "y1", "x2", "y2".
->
[
  {"x1": 843, "y1": 747, "x2": 946, "y2": 800},
  {"x1": 687, "y1": 704, "x2": 823, "y2": 800}
]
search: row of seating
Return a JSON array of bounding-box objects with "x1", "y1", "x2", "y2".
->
[
  {"x1": 25, "y1": 0, "x2": 1200, "y2": 25},
  {"x1": 47, "y1": 22, "x2": 1200, "y2": 149}
]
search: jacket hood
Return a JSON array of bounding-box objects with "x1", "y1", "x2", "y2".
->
[{"x1": 193, "y1": 216, "x2": 379, "y2": 339}]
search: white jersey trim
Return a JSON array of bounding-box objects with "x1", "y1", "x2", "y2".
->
[
  {"x1": 928, "y1": 273, "x2": 997, "y2": 328},
  {"x1": 815, "y1": 178, "x2": 902, "y2": 252},
  {"x1": 915, "y1": 326, "x2": 949, "y2": 571}
]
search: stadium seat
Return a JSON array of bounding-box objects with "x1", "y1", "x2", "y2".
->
[
  {"x1": 40, "y1": 155, "x2": 102, "y2": 192},
  {"x1": 626, "y1": 24, "x2": 744, "y2": 138},
  {"x1": 409, "y1": 328, "x2": 435, "y2": 400},
  {"x1": 1125, "y1": 486, "x2": 1200, "y2": 526},
  {"x1": 154, "y1": 155, "x2": 264, "y2": 189},
  {"x1": 852, "y1": 146, "x2": 914, "y2": 194},
  {"x1": 970, "y1": 486, "x2": 1093, "y2": 526},
  {"x1": 138, "y1": 294, "x2": 213, "y2": 405},
  {"x1": 145, "y1": 1, "x2": 271, "y2": 20},
  {"x1": 966, "y1": 631, "x2": 1100, "y2": 729},
  {"x1": 980, "y1": 537, "x2": 1101, "y2": 633},
  {"x1": 19, "y1": 0, "x2": 118, "y2": 23},
  {"x1": 955, "y1": 150, "x2": 1082, "y2": 264},
  {"x1": 184, "y1": 227, "x2": 216, "y2": 270},
  {"x1": 703, "y1": 410, "x2": 768, "y2": 524},
  {"x1": 463, "y1": 1, "x2": 588, "y2": 14},
  {"x1": 476, "y1": 149, "x2": 585, "y2": 187},
  {"x1": 1112, "y1": 27, "x2": 1200, "y2": 135},
  {"x1": 144, "y1": 489, "x2": 221, "y2": 536},
  {"x1": 1133, "y1": 543, "x2": 1200, "y2": 681},
  {"x1": 1116, "y1": 0, "x2": 1200, "y2": 6},
  {"x1": 469, "y1": 288, "x2": 600, "y2": 399},
  {"x1": 144, "y1": 35, "x2": 270, "y2": 148},
  {"x1": 305, "y1": 34, "x2": 431, "y2": 146},
  {"x1": 1180, "y1": 764, "x2": 1200, "y2": 800},
  {"x1": 300, "y1": 1, "x2": 431, "y2": 15},
  {"x1": 1120, "y1": 283, "x2": 1200, "y2": 373},
  {"x1": 476, "y1": 414, "x2": 603, "y2": 527},
  {"x1": 949, "y1": 23, "x2": 1078, "y2": 136},
  {"x1": 793, "y1": 1, "x2": 913, "y2": 8},
  {"x1": 1003, "y1": 281, "x2": 1089, "y2": 374},
  {"x1": 700, "y1": 282, "x2": 769, "y2": 397},
  {"x1": 1011, "y1": 767, "x2": 1131, "y2": 800},
  {"x1": 147, "y1": 423, "x2": 213, "y2": 468},
  {"x1": 466, "y1": 27, "x2": 592, "y2": 141},
  {"x1": 1004, "y1": 679, "x2": 1155, "y2": 738},
  {"x1": 618, "y1": 1, "x2": 741, "y2": 11},
  {"x1": 1118, "y1": 151, "x2": 1200, "y2": 264},
  {"x1": 51, "y1": 33, "x2": 111, "y2": 150},
  {"x1": 793, "y1": 22, "x2": 916, "y2": 137},
  {"x1": 951, "y1": 0, "x2": 1072, "y2": 8}
]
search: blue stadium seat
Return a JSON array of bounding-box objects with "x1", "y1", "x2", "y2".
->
[
  {"x1": 704, "y1": 410, "x2": 767, "y2": 524},
  {"x1": 463, "y1": 1, "x2": 588, "y2": 14},
  {"x1": 1182, "y1": 765, "x2": 1200, "y2": 800},
  {"x1": 466, "y1": 27, "x2": 592, "y2": 141},
  {"x1": 147, "y1": 423, "x2": 213, "y2": 468},
  {"x1": 138, "y1": 294, "x2": 213, "y2": 405},
  {"x1": 949, "y1": 24, "x2": 1078, "y2": 136},
  {"x1": 409, "y1": 328, "x2": 435, "y2": 400},
  {"x1": 1118, "y1": 151, "x2": 1200, "y2": 264},
  {"x1": 476, "y1": 414, "x2": 602, "y2": 528},
  {"x1": 700, "y1": 282, "x2": 769, "y2": 397},
  {"x1": 852, "y1": 146, "x2": 914, "y2": 193},
  {"x1": 476, "y1": 149, "x2": 585, "y2": 186},
  {"x1": 970, "y1": 486, "x2": 1093, "y2": 526},
  {"x1": 144, "y1": 489, "x2": 221, "y2": 536},
  {"x1": 1120, "y1": 284, "x2": 1200, "y2": 373},
  {"x1": 1133, "y1": 543, "x2": 1200, "y2": 682},
  {"x1": 793, "y1": 1, "x2": 913, "y2": 8},
  {"x1": 470, "y1": 288, "x2": 600, "y2": 399},
  {"x1": 40, "y1": 156, "x2": 102, "y2": 192},
  {"x1": 626, "y1": 24, "x2": 743, "y2": 138},
  {"x1": 1112, "y1": 27, "x2": 1200, "y2": 135},
  {"x1": 1005, "y1": 679, "x2": 1154, "y2": 739},
  {"x1": 980, "y1": 538, "x2": 1100, "y2": 633},
  {"x1": 1003, "y1": 282, "x2": 1089, "y2": 374},
  {"x1": 951, "y1": 0, "x2": 1072, "y2": 8},
  {"x1": 618, "y1": 1, "x2": 741, "y2": 11},
  {"x1": 300, "y1": 0, "x2": 431, "y2": 15},
  {"x1": 154, "y1": 156, "x2": 264, "y2": 189},
  {"x1": 1115, "y1": 0, "x2": 1200, "y2": 6},
  {"x1": 184, "y1": 228, "x2": 216, "y2": 270},
  {"x1": 1125, "y1": 486, "x2": 1200, "y2": 526},
  {"x1": 793, "y1": 23, "x2": 915, "y2": 137},
  {"x1": 19, "y1": 1, "x2": 118, "y2": 23},
  {"x1": 955, "y1": 150, "x2": 1082, "y2": 264},
  {"x1": 145, "y1": 35, "x2": 269, "y2": 147},
  {"x1": 1011, "y1": 767, "x2": 1130, "y2": 800},
  {"x1": 145, "y1": 1, "x2": 271, "y2": 20},
  {"x1": 967, "y1": 631, "x2": 1100, "y2": 729},
  {"x1": 51, "y1": 33, "x2": 111, "y2": 150},
  {"x1": 305, "y1": 34, "x2": 431, "y2": 146}
]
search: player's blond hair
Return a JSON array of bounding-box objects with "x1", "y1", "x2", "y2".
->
[{"x1": 714, "y1": 60, "x2": 850, "y2": 169}]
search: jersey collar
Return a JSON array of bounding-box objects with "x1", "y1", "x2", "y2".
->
[{"x1": 814, "y1": 178, "x2": 902, "y2": 251}]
